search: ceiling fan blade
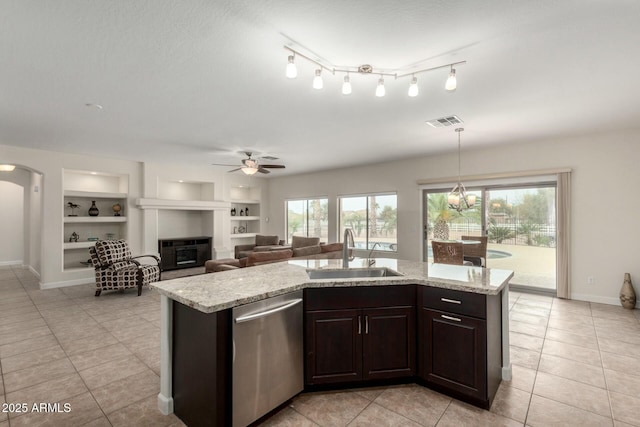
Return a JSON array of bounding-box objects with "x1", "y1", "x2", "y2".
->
[
  {"x1": 259, "y1": 156, "x2": 279, "y2": 161},
  {"x1": 257, "y1": 168, "x2": 271, "y2": 174},
  {"x1": 211, "y1": 163, "x2": 239, "y2": 167},
  {"x1": 260, "y1": 164, "x2": 285, "y2": 169},
  {"x1": 227, "y1": 168, "x2": 242, "y2": 173}
]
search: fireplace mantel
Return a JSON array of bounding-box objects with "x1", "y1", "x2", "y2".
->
[{"x1": 136, "y1": 198, "x2": 230, "y2": 211}]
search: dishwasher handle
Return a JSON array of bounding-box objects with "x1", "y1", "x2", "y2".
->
[{"x1": 234, "y1": 298, "x2": 303, "y2": 323}]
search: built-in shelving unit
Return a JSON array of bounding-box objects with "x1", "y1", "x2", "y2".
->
[
  {"x1": 62, "y1": 170, "x2": 129, "y2": 271},
  {"x1": 229, "y1": 186, "x2": 262, "y2": 242}
]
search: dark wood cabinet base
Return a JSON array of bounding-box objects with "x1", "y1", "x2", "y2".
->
[{"x1": 172, "y1": 301, "x2": 231, "y2": 427}]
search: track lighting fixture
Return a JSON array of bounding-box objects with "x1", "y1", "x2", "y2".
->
[
  {"x1": 342, "y1": 74, "x2": 352, "y2": 95},
  {"x1": 313, "y1": 69, "x2": 323, "y2": 90},
  {"x1": 286, "y1": 54, "x2": 297, "y2": 79},
  {"x1": 408, "y1": 75, "x2": 419, "y2": 97},
  {"x1": 375, "y1": 77, "x2": 385, "y2": 97},
  {"x1": 283, "y1": 45, "x2": 465, "y2": 98},
  {"x1": 445, "y1": 66, "x2": 457, "y2": 91}
]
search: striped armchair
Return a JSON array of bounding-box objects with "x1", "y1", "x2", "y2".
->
[{"x1": 90, "y1": 240, "x2": 161, "y2": 297}]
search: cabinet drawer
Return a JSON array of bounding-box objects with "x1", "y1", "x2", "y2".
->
[
  {"x1": 305, "y1": 285, "x2": 415, "y2": 311},
  {"x1": 420, "y1": 287, "x2": 486, "y2": 319}
]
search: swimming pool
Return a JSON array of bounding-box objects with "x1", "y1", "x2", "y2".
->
[{"x1": 426, "y1": 247, "x2": 512, "y2": 259}]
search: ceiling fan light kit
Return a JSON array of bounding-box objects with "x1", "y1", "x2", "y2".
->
[
  {"x1": 211, "y1": 152, "x2": 286, "y2": 175},
  {"x1": 283, "y1": 45, "x2": 465, "y2": 97}
]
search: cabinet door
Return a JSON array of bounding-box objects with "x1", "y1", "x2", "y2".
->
[
  {"x1": 362, "y1": 306, "x2": 415, "y2": 380},
  {"x1": 420, "y1": 308, "x2": 487, "y2": 400},
  {"x1": 305, "y1": 309, "x2": 362, "y2": 385}
]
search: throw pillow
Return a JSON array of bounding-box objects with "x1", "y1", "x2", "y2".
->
[
  {"x1": 291, "y1": 236, "x2": 320, "y2": 249},
  {"x1": 255, "y1": 235, "x2": 279, "y2": 246}
]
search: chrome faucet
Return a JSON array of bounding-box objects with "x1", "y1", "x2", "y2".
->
[
  {"x1": 342, "y1": 228, "x2": 355, "y2": 267},
  {"x1": 367, "y1": 242, "x2": 381, "y2": 267}
]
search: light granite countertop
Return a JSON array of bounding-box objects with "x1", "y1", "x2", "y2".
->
[{"x1": 150, "y1": 257, "x2": 514, "y2": 314}]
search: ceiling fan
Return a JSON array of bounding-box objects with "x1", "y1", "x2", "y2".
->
[{"x1": 211, "y1": 151, "x2": 285, "y2": 175}]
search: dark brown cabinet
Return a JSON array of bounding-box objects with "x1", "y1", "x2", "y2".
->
[
  {"x1": 305, "y1": 308, "x2": 362, "y2": 384},
  {"x1": 304, "y1": 286, "x2": 415, "y2": 386},
  {"x1": 417, "y1": 287, "x2": 502, "y2": 409}
]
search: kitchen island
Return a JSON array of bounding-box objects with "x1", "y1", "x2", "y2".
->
[{"x1": 151, "y1": 257, "x2": 513, "y2": 426}]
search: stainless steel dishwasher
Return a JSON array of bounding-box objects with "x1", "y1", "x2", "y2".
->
[{"x1": 232, "y1": 290, "x2": 303, "y2": 427}]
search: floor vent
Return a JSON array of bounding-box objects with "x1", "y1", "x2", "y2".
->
[{"x1": 426, "y1": 115, "x2": 463, "y2": 128}]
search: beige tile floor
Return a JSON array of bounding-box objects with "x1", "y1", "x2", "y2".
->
[{"x1": 1, "y1": 266, "x2": 639, "y2": 426}]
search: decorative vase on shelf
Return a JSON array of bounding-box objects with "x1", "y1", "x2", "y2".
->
[
  {"x1": 231, "y1": 208, "x2": 236, "y2": 216},
  {"x1": 245, "y1": 207, "x2": 249, "y2": 216},
  {"x1": 620, "y1": 273, "x2": 636, "y2": 309},
  {"x1": 88, "y1": 201, "x2": 99, "y2": 217}
]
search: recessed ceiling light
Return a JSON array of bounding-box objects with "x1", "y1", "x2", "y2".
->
[
  {"x1": 85, "y1": 103, "x2": 103, "y2": 110},
  {"x1": 0, "y1": 164, "x2": 16, "y2": 172},
  {"x1": 178, "y1": 180, "x2": 184, "y2": 183},
  {"x1": 90, "y1": 171, "x2": 98, "y2": 175}
]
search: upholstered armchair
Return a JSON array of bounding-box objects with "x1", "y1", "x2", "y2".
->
[{"x1": 90, "y1": 239, "x2": 161, "y2": 297}]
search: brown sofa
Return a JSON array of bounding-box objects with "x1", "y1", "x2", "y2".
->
[
  {"x1": 234, "y1": 234, "x2": 287, "y2": 259},
  {"x1": 206, "y1": 241, "x2": 344, "y2": 273}
]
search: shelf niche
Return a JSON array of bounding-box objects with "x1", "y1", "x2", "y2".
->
[{"x1": 62, "y1": 169, "x2": 129, "y2": 272}]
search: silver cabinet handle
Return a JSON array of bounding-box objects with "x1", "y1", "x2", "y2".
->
[
  {"x1": 441, "y1": 298, "x2": 462, "y2": 304},
  {"x1": 358, "y1": 315, "x2": 362, "y2": 335},
  {"x1": 441, "y1": 314, "x2": 462, "y2": 322},
  {"x1": 234, "y1": 299, "x2": 302, "y2": 323},
  {"x1": 365, "y1": 315, "x2": 369, "y2": 334}
]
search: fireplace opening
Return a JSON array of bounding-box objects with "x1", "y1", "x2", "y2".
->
[{"x1": 159, "y1": 237, "x2": 212, "y2": 271}]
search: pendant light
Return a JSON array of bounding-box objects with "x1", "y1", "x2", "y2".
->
[{"x1": 448, "y1": 128, "x2": 476, "y2": 212}]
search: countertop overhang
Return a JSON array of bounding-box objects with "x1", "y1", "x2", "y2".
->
[{"x1": 150, "y1": 258, "x2": 514, "y2": 314}]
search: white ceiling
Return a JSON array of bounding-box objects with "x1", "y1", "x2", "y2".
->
[{"x1": 2, "y1": 1, "x2": 640, "y2": 176}]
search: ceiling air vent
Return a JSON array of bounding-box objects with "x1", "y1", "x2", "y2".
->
[{"x1": 425, "y1": 115, "x2": 464, "y2": 128}]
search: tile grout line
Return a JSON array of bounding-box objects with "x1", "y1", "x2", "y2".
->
[
  {"x1": 8, "y1": 270, "x2": 117, "y2": 425},
  {"x1": 591, "y1": 302, "x2": 616, "y2": 424},
  {"x1": 0, "y1": 268, "x2": 115, "y2": 426}
]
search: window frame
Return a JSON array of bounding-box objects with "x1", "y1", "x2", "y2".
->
[
  {"x1": 338, "y1": 192, "x2": 398, "y2": 252},
  {"x1": 284, "y1": 197, "x2": 329, "y2": 244}
]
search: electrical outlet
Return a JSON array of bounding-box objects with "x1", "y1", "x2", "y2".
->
[{"x1": 587, "y1": 276, "x2": 594, "y2": 284}]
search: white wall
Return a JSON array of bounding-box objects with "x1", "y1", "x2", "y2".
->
[
  {"x1": 29, "y1": 171, "x2": 43, "y2": 275},
  {"x1": 0, "y1": 144, "x2": 143, "y2": 287},
  {"x1": 265, "y1": 129, "x2": 640, "y2": 305},
  {"x1": 0, "y1": 180, "x2": 24, "y2": 264}
]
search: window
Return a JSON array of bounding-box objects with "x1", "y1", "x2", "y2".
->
[
  {"x1": 286, "y1": 198, "x2": 328, "y2": 243},
  {"x1": 339, "y1": 193, "x2": 397, "y2": 251}
]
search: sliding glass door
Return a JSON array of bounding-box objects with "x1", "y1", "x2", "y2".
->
[{"x1": 424, "y1": 183, "x2": 557, "y2": 293}]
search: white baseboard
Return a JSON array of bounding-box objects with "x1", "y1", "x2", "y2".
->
[
  {"x1": 0, "y1": 260, "x2": 23, "y2": 267},
  {"x1": 28, "y1": 265, "x2": 41, "y2": 279},
  {"x1": 40, "y1": 277, "x2": 93, "y2": 289},
  {"x1": 571, "y1": 293, "x2": 640, "y2": 309}
]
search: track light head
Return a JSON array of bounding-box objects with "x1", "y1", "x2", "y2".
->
[
  {"x1": 313, "y1": 69, "x2": 323, "y2": 90},
  {"x1": 286, "y1": 55, "x2": 297, "y2": 79},
  {"x1": 408, "y1": 75, "x2": 419, "y2": 97},
  {"x1": 375, "y1": 77, "x2": 385, "y2": 97},
  {"x1": 342, "y1": 74, "x2": 352, "y2": 95},
  {"x1": 445, "y1": 67, "x2": 457, "y2": 91}
]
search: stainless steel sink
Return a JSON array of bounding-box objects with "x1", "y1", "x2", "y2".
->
[{"x1": 306, "y1": 267, "x2": 403, "y2": 279}]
